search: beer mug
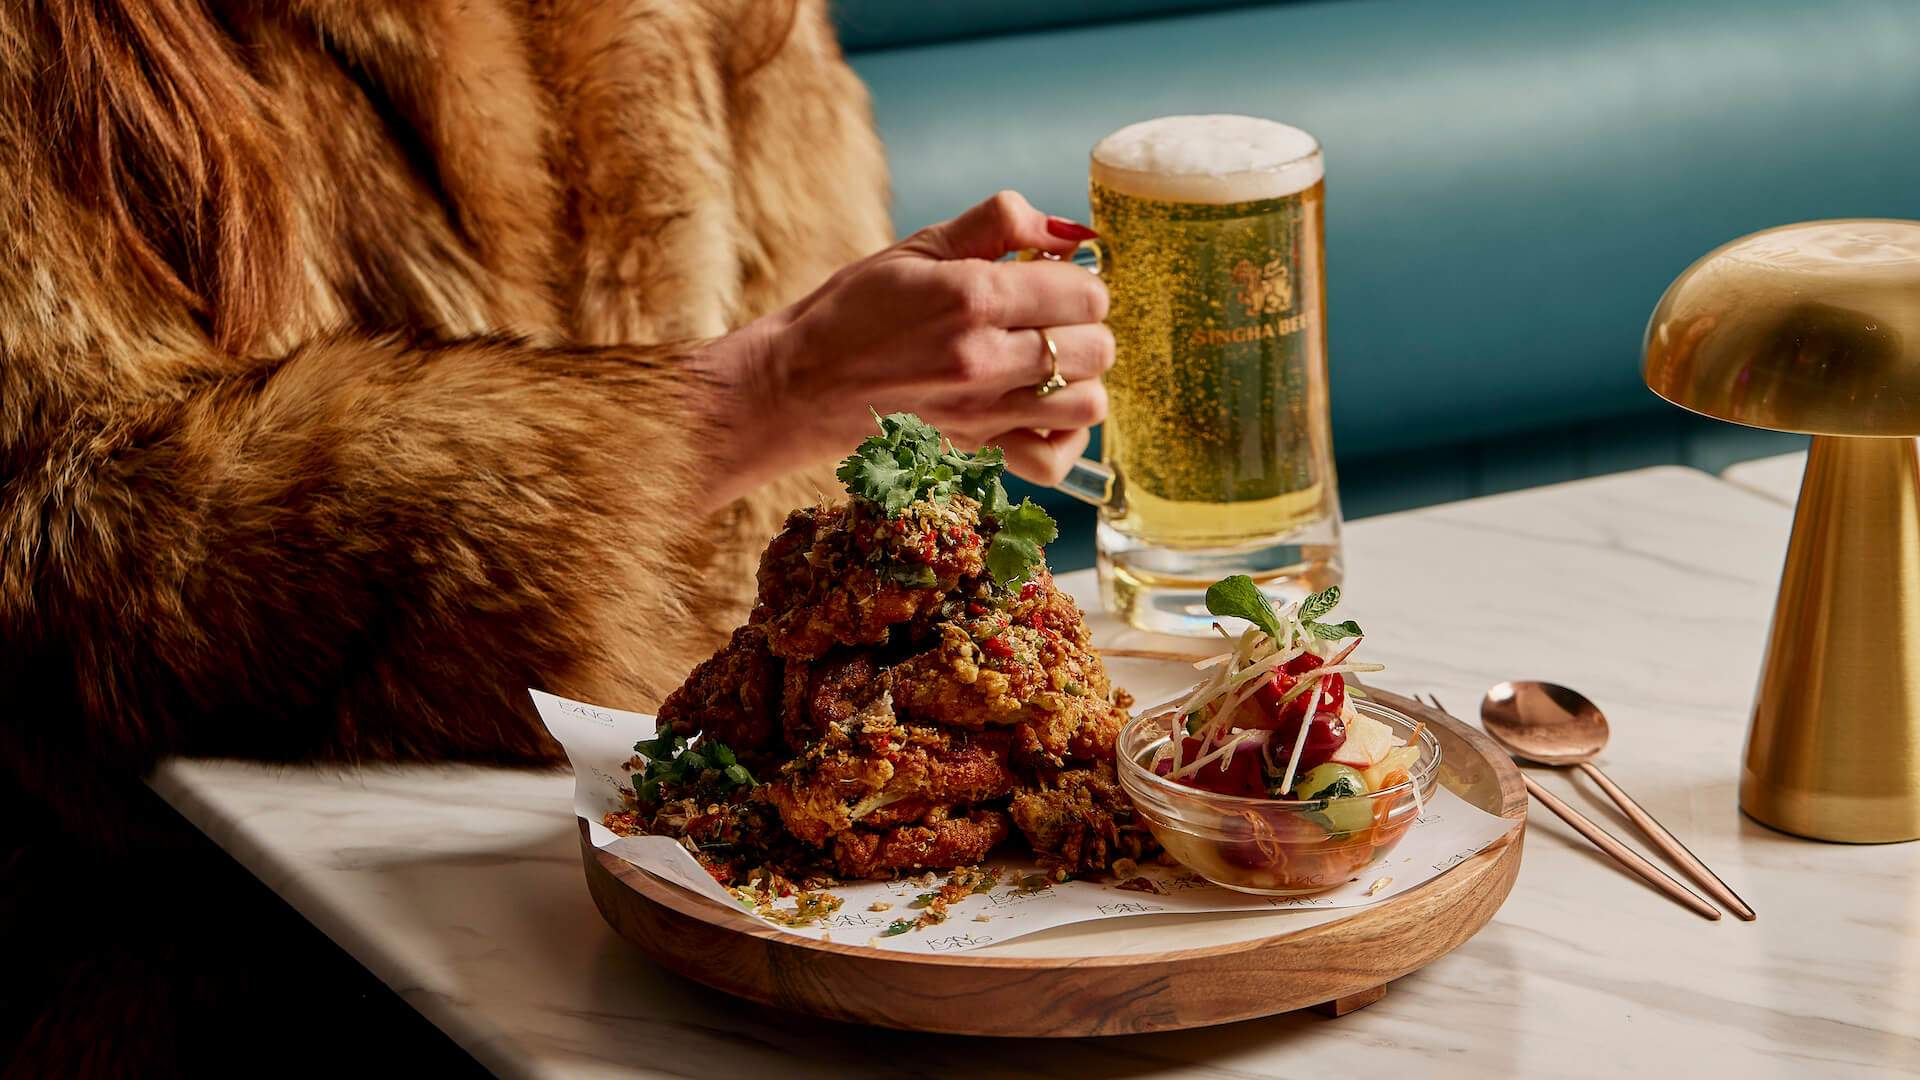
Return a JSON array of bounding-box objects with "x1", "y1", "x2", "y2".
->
[{"x1": 1048, "y1": 115, "x2": 1342, "y2": 634}]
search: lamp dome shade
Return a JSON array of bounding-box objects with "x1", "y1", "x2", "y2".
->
[{"x1": 1644, "y1": 219, "x2": 1920, "y2": 437}]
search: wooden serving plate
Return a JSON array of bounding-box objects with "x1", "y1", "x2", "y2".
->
[{"x1": 580, "y1": 689, "x2": 1525, "y2": 1037}]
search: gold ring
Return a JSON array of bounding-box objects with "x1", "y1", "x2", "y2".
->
[{"x1": 1034, "y1": 328, "x2": 1068, "y2": 396}]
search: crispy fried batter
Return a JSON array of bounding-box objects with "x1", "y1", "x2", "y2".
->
[
  {"x1": 655, "y1": 624, "x2": 782, "y2": 765},
  {"x1": 780, "y1": 648, "x2": 884, "y2": 751},
  {"x1": 832, "y1": 810, "x2": 1010, "y2": 878},
  {"x1": 1009, "y1": 763, "x2": 1153, "y2": 874},
  {"x1": 764, "y1": 695, "x2": 1017, "y2": 845},
  {"x1": 892, "y1": 582, "x2": 1123, "y2": 767},
  {"x1": 761, "y1": 691, "x2": 902, "y2": 845},
  {"x1": 755, "y1": 500, "x2": 987, "y2": 660}
]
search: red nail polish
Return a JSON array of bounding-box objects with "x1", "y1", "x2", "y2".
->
[{"x1": 1046, "y1": 217, "x2": 1098, "y2": 241}]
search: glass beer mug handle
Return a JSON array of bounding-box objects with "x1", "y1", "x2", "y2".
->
[
  {"x1": 1056, "y1": 456, "x2": 1118, "y2": 508},
  {"x1": 1015, "y1": 239, "x2": 1105, "y2": 275},
  {"x1": 1015, "y1": 239, "x2": 1121, "y2": 510}
]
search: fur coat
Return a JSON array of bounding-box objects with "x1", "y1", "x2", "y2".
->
[{"x1": 0, "y1": 0, "x2": 892, "y2": 788}]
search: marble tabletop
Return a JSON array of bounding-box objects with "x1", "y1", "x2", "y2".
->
[
  {"x1": 1720, "y1": 452, "x2": 1806, "y2": 505},
  {"x1": 150, "y1": 466, "x2": 1920, "y2": 1078}
]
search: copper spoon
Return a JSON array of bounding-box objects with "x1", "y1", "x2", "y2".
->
[
  {"x1": 1481, "y1": 681, "x2": 1755, "y2": 921},
  {"x1": 1422, "y1": 694, "x2": 1718, "y2": 922}
]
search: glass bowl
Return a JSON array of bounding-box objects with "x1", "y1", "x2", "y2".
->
[{"x1": 1117, "y1": 699, "x2": 1442, "y2": 896}]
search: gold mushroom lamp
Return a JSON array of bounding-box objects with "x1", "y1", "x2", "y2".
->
[{"x1": 1645, "y1": 219, "x2": 1920, "y2": 843}]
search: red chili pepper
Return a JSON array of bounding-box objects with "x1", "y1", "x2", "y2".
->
[{"x1": 982, "y1": 636, "x2": 1015, "y2": 660}]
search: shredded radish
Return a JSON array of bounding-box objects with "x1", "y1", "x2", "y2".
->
[
  {"x1": 1173, "y1": 664, "x2": 1228, "y2": 717},
  {"x1": 1276, "y1": 677, "x2": 1326, "y2": 794},
  {"x1": 1178, "y1": 641, "x2": 1302, "y2": 722},
  {"x1": 1168, "y1": 730, "x2": 1260, "y2": 780}
]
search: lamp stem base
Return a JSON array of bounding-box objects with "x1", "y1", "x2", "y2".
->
[{"x1": 1744, "y1": 435, "x2": 1920, "y2": 843}]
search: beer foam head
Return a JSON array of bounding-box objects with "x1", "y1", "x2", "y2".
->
[{"x1": 1091, "y1": 115, "x2": 1322, "y2": 204}]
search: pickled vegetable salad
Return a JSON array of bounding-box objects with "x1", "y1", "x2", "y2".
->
[{"x1": 1148, "y1": 577, "x2": 1423, "y2": 815}]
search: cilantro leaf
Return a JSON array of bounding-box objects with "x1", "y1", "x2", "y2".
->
[
  {"x1": 1204, "y1": 575, "x2": 1284, "y2": 640},
  {"x1": 839, "y1": 411, "x2": 985, "y2": 513},
  {"x1": 838, "y1": 453, "x2": 916, "y2": 515},
  {"x1": 630, "y1": 730, "x2": 754, "y2": 803},
  {"x1": 985, "y1": 498, "x2": 1057, "y2": 586},
  {"x1": 836, "y1": 412, "x2": 1055, "y2": 587}
]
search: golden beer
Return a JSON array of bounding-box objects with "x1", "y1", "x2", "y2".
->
[{"x1": 1080, "y1": 116, "x2": 1341, "y2": 632}]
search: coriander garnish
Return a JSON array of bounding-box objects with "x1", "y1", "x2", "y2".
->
[
  {"x1": 631, "y1": 729, "x2": 754, "y2": 803},
  {"x1": 835, "y1": 411, "x2": 1058, "y2": 587}
]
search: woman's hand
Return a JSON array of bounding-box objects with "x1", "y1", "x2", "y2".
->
[{"x1": 700, "y1": 191, "x2": 1113, "y2": 510}]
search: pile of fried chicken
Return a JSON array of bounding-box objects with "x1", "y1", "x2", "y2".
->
[{"x1": 607, "y1": 481, "x2": 1152, "y2": 884}]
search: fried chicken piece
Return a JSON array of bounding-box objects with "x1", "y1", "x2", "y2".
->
[
  {"x1": 761, "y1": 692, "x2": 902, "y2": 845},
  {"x1": 779, "y1": 648, "x2": 884, "y2": 752},
  {"x1": 1066, "y1": 704, "x2": 1123, "y2": 762},
  {"x1": 892, "y1": 622, "x2": 1037, "y2": 726},
  {"x1": 856, "y1": 797, "x2": 936, "y2": 829},
  {"x1": 1015, "y1": 700, "x2": 1124, "y2": 766},
  {"x1": 832, "y1": 810, "x2": 1010, "y2": 878},
  {"x1": 654, "y1": 624, "x2": 783, "y2": 766},
  {"x1": 1010, "y1": 763, "x2": 1153, "y2": 874},
  {"x1": 892, "y1": 596, "x2": 1123, "y2": 766},
  {"x1": 763, "y1": 698, "x2": 1017, "y2": 845},
  {"x1": 754, "y1": 500, "x2": 987, "y2": 661},
  {"x1": 882, "y1": 728, "x2": 1015, "y2": 807},
  {"x1": 1000, "y1": 565, "x2": 1098, "y2": 645}
]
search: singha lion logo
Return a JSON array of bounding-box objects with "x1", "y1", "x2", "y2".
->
[{"x1": 1232, "y1": 256, "x2": 1293, "y2": 316}]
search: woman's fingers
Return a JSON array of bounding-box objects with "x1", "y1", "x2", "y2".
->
[
  {"x1": 1005, "y1": 322, "x2": 1115, "y2": 386},
  {"x1": 988, "y1": 426, "x2": 1093, "y2": 488},
  {"x1": 984, "y1": 376, "x2": 1109, "y2": 434},
  {"x1": 985, "y1": 258, "x2": 1109, "y2": 328},
  {"x1": 934, "y1": 321, "x2": 1113, "y2": 400},
  {"x1": 906, "y1": 190, "x2": 1083, "y2": 262}
]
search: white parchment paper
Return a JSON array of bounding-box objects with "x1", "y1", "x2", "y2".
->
[{"x1": 532, "y1": 689, "x2": 1519, "y2": 955}]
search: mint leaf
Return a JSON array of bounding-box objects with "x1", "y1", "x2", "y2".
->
[
  {"x1": 1294, "y1": 584, "x2": 1362, "y2": 639},
  {"x1": 986, "y1": 498, "x2": 1057, "y2": 585},
  {"x1": 1204, "y1": 575, "x2": 1284, "y2": 640},
  {"x1": 1307, "y1": 619, "x2": 1363, "y2": 641},
  {"x1": 1299, "y1": 585, "x2": 1341, "y2": 624}
]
